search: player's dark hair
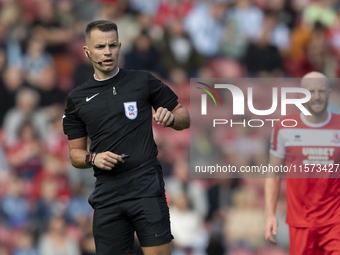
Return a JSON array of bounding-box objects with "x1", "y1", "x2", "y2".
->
[{"x1": 85, "y1": 20, "x2": 118, "y2": 39}]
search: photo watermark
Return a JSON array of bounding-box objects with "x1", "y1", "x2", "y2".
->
[{"x1": 190, "y1": 78, "x2": 340, "y2": 178}]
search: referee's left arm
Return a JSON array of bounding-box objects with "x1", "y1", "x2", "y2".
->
[{"x1": 153, "y1": 103, "x2": 190, "y2": 130}]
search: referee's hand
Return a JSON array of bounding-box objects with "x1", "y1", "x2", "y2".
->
[
  {"x1": 153, "y1": 107, "x2": 174, "y2": 127},
  {"x1": 93, "y1": 151, "x2": 124, "y2": 170}
]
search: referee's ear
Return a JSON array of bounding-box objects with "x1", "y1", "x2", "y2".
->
[{"x1": 83, "y1": 46, "x2": 90, "y2": 59}]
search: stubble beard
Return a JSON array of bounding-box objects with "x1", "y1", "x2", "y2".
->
[{"x1": 306, "y1": 98, "x2": 328, "y2": 117}]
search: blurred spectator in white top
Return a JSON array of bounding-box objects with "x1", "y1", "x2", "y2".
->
[
  {"x1": 3, "y1": 87, "x2": 49, "y2": 146},
  {"x1": 165, "y1": 159, "x2": 208, "y2": 218},
  {"x1": 170, "y1": 191, "x2": 207, "y2": 254},
  {"x1": 184, "y1": 1, "x2": 226, "y2": 57}
]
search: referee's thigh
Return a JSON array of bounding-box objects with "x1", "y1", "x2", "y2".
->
[
  {"x1": 93, "y1": 205, "x2": 135, "y2": 255},
  {"x1": 125, "y1": 195, "x2": 173, "y2": 250}
]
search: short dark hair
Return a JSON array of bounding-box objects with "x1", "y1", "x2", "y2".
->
[{"x1": 85, "y1": 20, "x2": 118, "y2": 39}]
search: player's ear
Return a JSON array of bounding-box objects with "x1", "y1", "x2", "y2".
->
[
  {"x1": 299, "y1": 89, "x2": 309, "y2": 99},
  {"x1": 327, "y1": 87, "x2": 332, "y2": 97}
]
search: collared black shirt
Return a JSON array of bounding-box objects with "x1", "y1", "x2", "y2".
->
[{"x1": 63, "y1": 69, "x2": 178, "y2": 177}]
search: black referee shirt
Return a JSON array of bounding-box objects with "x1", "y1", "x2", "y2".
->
[{"x1": 63, "y1": 69, "x2": 178, "y2": 177}]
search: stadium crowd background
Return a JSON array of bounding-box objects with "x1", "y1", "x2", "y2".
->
[{"x1": 0, "y1": 0, "x2": 339, "y2": 254}]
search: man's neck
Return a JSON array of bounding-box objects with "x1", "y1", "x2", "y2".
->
[
  {"x1": 94, "y1": 67, "x2": 119, "y2": 80},
  {"x1": 304, "y1": 111, "x2": 329, "y2": 124}
]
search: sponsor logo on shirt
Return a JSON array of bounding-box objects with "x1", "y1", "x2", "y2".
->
[
  {"x1": 332, "y1": 131, "x2": 340, "y2": 143},
  {"x1": 294, "y1": 135, "x2": 301, "y2": 141}
]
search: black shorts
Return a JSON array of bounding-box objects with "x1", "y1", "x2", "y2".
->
[{"x1": 88, "y1": 160, "x2": 173, "y2": 255}]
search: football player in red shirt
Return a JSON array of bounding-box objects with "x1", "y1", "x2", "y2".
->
[{"x1": 265, "y1": 72, "x2": 340, "y2": 254}]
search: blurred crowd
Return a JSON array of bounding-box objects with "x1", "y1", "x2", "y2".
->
[{"x1": 0, "y1": 0, "x2": 339, "y2": 254}]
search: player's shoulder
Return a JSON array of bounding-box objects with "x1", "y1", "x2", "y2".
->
[
  {"x1": 328, "y1": 112, "x2": 340, "y2": 127},
  {"x1": 331, "y1": 112, "x2": 340, "y2": 120}
]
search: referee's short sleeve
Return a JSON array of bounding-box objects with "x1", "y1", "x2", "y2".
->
[
  {"x1": 63, "y1": 95, "x2": 87, "y2": 140},
  {"x1": 147, "y1": 72, "x2": 178, "y2": 111}
]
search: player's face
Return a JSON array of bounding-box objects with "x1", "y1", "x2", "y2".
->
[
  {"x1": 86, "y1": 29, "x2": 121, "y2": 78},
  {"x1": 302, "y1": 80, "x2": 330, "y2": 116}
]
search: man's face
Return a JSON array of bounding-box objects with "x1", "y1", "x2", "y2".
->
[
  {"x1": 85, "y1": 29, "x2": 121, "y2": 76},
  {"x1": 302, "y1": 79, "x2": 330, "y2": 116}
]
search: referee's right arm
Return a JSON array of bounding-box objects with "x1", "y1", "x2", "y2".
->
[
  {"x1": 68, "y1": 137, "x2": 124, "y2": 170},
  {"x1": 63, "y1": 93, "x2": 124, "y2": 171},
  {"x1": 68, "y1": 137, "x2": 91, "y2": 169}
]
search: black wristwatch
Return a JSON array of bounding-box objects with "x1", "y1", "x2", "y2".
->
[{"x1": 85, "y1": 153, "x2": 97, "y2": 166}]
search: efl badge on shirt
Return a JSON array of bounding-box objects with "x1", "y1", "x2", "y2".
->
[{"x1": 124, "y1": 101, "x2": 138, "y2": 120}]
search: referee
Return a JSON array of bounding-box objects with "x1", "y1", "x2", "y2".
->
[{"x1": 62, "y1": 20, "x2": 190, "y2": 255}]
